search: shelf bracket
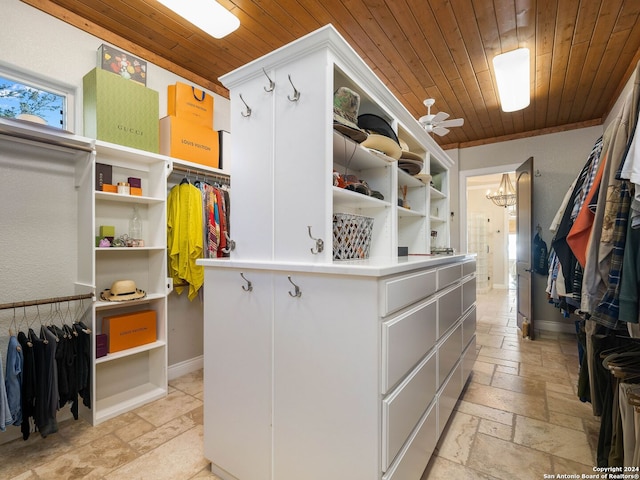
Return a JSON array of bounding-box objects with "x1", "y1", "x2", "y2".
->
[
  {"x1": 287, "y1": 276, "x2": 302, "y2": 298},
  {"x1": 307, "y1": 226, "x2": 324, "y2": 254}
]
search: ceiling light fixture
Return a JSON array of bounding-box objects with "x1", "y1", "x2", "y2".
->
[
  {"x1": 158, "y1": 0, "x2": 240, "y2": 39},
  {"x1": 493, "y1": 48, "x2": 530, "y2": 112},
  {"x1": 486, "y1": 173, "x2": 517, "y2": 208}
]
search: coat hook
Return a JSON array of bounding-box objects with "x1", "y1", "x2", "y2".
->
[
  {"x1": 287, "y1": 276, "x2": 302, "y2": 297},
  {"x1": 240, "y1": 273, "x2": 253, "y2": 292},
  {"x1": 307, "y1": 226, "x2": 324, "y2": 254},
  {"x1": 239, "y1": 94, "x2": 252, "y2": 117},
  {"x1": 287, "y1": 74, "x2": 300, "y2": 102},
  {"x1": 222, "y1": 231, "x2": 236, "y2": 254},
  {"x1": 263, "y1": 68, "x2": 275, "y2": 93}
]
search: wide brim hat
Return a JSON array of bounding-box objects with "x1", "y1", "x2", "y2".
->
[
  {"x1": 358, "y1": 114, "x2": 402, "y2": 160},
  {"x1": 333, "y1": 87, "x2": 368, "y2": 143},
  {"x1": 399, "y1": 138, "x2": 423, "y2": 162},
  {"x1": 100, "y1": 279, "x2": 146, "y2": 302}
]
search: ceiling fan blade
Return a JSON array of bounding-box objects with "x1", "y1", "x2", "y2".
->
[
  {"x1": 433, "y1": 126, "x2": 450, "y2": 136},
  {"x1": 438, "y1": 118, "x2": 464, "y2": 128},
  {"x1": 431, "y1": 111, "x2": 449, "y2": 123}
]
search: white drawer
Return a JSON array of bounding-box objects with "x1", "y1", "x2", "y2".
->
[
  {"x1": 382, "y1": 297, "x2": 437, "y2": 393},
  {"x1": 382, "y1": 350, "x2": 437, "y2": 470},
  {"x1": 438, "y1": 361, "x2": 463, "y2": 436},
  {"x1": 381, "y1": 269, "x2": 437, "y2": 316},
  {"x1": 382, "y1": 400, "x2": 437, "y2": 480},
  {"x1": 462, "y1": 276, "x2": 476, "y2": 313},
  {"x1": 462, "y1": 259, "x2": 476, "y2": 277},
  {"x1": 462, "y1": 306, "x2": 476, "y2": 349},
  {"x1": 438, "y1": 323, "x2": 462, "y2": 385},
  {"x1": 437, "y1": 263, "x2": 462, "y2": 289},
  {"x1": 437, "y1": 284, "x2": 462, "y2": 337}
]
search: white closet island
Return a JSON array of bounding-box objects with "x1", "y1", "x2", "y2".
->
[{"x1": 198, "y1": 25, "x2": 476, "y2": 480}]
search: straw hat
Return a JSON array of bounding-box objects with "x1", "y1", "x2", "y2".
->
[
  {"x1": 357, "y1": 113, "x2": 402, "y2": 160},
  {"x1": 100, "y1": 279, "x2": 147, "y2": 302}
]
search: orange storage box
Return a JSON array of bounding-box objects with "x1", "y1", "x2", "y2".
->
[
  {"x1": 102, "y1": 309, "x2": 156, "y2": 353},
  {"x1": 159, "y1": 116, "x2": 219, "y2": 168}
]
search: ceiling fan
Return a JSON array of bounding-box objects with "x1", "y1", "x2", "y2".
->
[{"x1": 418, "y1": 98, "x2": 464, "y2": 136}]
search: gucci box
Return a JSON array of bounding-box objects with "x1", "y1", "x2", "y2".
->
[{"x1": 83, "y1": 68, "x2": 159, "y2": 153}]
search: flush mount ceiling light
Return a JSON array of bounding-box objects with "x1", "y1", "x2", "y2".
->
[
  {"x1": 493, "y1": 48, "x2": 530, "y2": 112},
  {"x1": 158, "y1": 0, "x2": 240, "y2": 39},
  {"x1": 486, "y1": 173, "x2": 517, "y2": 208}
]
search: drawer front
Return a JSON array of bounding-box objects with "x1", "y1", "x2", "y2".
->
[
  {"x1": 437, "y1": 263, "x2": 462, "y2": 289},
  {"x1": 382, "y1": 269, "x2": 437, "y2": 316},
  {"x1": 382, "y1": 297, "x2": 437, "y2": 393},
  {"x1": 438, "y1": 361, "x2": 463, "y2": 436},
  {"x1": 438, "y1": 285, "x2": 462, "y2": 337},
  {"x1": 462, "y1": 276, "x2": 477, "y2": 313},
  {"x1": 438, "y1": 324, "x2": 462, "y2": 385},
  {"x1": 382, "y1": 401, "x2": 437, "y2": 480},
  {"x1": 462, "y1": 306, "x2": 476, "y2": 349},
  {"x1": 462, "y1": 336, "x2": 477, "y2": 383},
  {"x1": 463, "y1": 259, "x2": 476, "y2": 277},
  {"x1": 382, "y1": 350, "x2": 437, "y2": 470}
]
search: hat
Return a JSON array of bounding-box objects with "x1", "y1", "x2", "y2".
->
[
  {"x1": 357, "y1": 114, "x2": 402, "y2": 160},
  {"x1": 399, "y1": 138, "x2": 423, "y2": 161},
  {"x1": 333, "y1": 87, "x2": 368, "y2": 143},
  {"x1": 100, "y1": 279, "x2": 147, "y2": 302}
]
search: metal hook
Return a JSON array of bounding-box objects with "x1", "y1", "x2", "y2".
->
[
  {"x1": 287, "y1": 276, "x2": 302, "y2": 297},
  {"x1": 239, "y1": 94, "x2": 252, "y2": 117},
  {"x1": 222, "y1": 231, "x2": 236, "y2": 254},
  {"x1": 307, "y1": 226, "x2": 324, "y2": 254},
  {"x1": 263, "y1": 68, "x2": 275, "y2": 93},
  {"x1": 287, "y1": 74, "x2": 300, "y2": 102},
  {"x1": 240, "y1": 273, "x2": 253, "y2": 292}
]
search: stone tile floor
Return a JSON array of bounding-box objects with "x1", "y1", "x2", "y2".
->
[{"x1": 1, "y1": 288, "x2": 597, "y2": 479}]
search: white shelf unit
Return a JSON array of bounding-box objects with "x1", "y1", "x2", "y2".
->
[
  {"x1": 91, "y1": 140, "x2": 170, "y2": 425},
  {"x1": 429, "y1": 164, "x2": 450, "y2": 250}
]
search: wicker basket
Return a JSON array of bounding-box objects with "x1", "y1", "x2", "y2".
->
[{"x1": 333, "y1": 213, "x2": 374, "y2": 260}]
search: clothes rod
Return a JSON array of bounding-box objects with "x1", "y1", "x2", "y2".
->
[
  {"x1": 0, "y1": 292, "x2": 94, "y2": 311},
  {"x1": 171, "y1": 163, "x2": 230, "y2": 179}
]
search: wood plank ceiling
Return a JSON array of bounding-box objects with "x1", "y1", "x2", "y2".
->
[{"x1": 22, "y1": 0, "x2": 640, "y2": 149}]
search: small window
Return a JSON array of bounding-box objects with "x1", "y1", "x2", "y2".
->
[{"x1": 0, "y1": 69, "x2": 71, "y2": 131}]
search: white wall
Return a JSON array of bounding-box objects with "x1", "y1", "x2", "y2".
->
[{"x1": 1, "y1": 0, "x2": 231, "y2": 369}]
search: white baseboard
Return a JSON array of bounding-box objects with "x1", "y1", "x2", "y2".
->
[
  {"x1": 168, "y1": 355, "x2": 204, "y2": 380},
  {"x1": 534, "y1": 320, "x2": 575, "y2": 335}
]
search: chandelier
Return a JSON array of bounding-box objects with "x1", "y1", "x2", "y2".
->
[{"x1": 486, "y1": 173, "x2": 516, "y2": 208}]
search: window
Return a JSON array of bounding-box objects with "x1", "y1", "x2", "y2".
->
[{"x1": 0, "y1": 66, "x2": 73, "y2": 131}]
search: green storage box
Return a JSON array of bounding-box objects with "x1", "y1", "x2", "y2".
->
[{"x1": 83, "y1": 68, "x2": 159, "y2": 153}]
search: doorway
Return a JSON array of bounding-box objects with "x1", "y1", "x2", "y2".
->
[{"x1": 459, "y1": 164, "x2": 521, "y2": 295}]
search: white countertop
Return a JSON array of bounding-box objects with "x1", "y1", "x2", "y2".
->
[{"x1": 197, "y1": 253, "x2": 475, "y2": 277}]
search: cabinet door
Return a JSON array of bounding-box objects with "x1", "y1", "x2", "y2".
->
[
  {"x1": 273, "y1": 51, "x2": 332, "y2": 262},
  {"x1": 228, "y1": 74, "x2": 276, "y2": 260},
  {"x1": 272, "y1": 273, "x2": 379, "y2": 480},
  {"x1": 202, "y1": 268, "x2": 272, "y2": 480}
]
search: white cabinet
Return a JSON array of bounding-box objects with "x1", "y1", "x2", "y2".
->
[
  {"x1": 91, "y1": 141, "x2": 170, "y2": 424},
  {"x1": 200, "y1": 24, "x2": 472, "y2": 480},
  {"x1": 220, "y1": 25, "x2": 453, "y2": 263}
]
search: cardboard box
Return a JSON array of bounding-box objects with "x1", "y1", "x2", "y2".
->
[
  {"x1": 102, "y1": 309, "x2": 156, "y2": 353},
  {"x1": 96, "y1": 163, "x2": 112, "y2": 191},
  {"x1": 160, "y1": 116, "x2": 219, "y2": 168},
  {"x1": 102, "y1": 184, "x2": 117, "y2": 193},
  {"x1": 130, "y1": 187, "x2": 142, "y2": 196},
  {"x1": 83, "y1": 68, "x2": 159, "y2": 153},
  {"x1": 167, "y1": 82, "x2": 213, "y2": 128},
  {"x1": 98, "y1": 44, "x2": 147, "y2": 86}
]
